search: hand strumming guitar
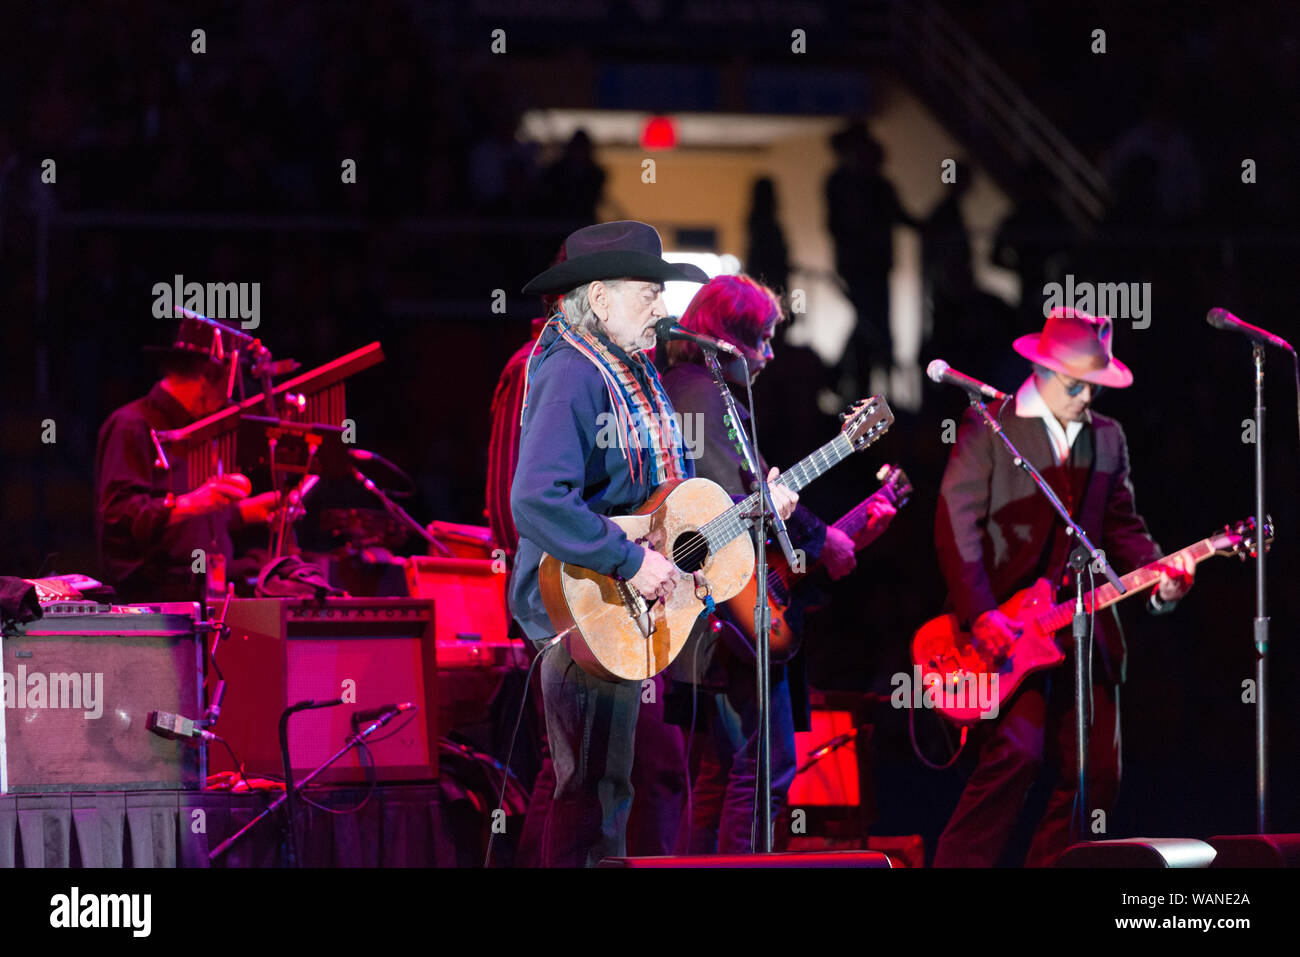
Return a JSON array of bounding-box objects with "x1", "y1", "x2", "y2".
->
[
  {"x1": 971, "y1": 607, "x2": 1023, "y2": 663},
  {"x1": 628, "y1": 546, "x2": 681, "y2": 602}
]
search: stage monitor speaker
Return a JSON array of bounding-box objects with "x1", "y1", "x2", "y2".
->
[
  {"x1": 209, "y1": 598, "x2": 438, "y2": 784},
  {"x1": 1056, "y1": 838, "x2": 1217, "y2": 868},
  {"x1": 405, "y1": 555, "x2": 520, "y2": 669},
  {"x1": 1, "y1": 602, "x2": 205, "y2": 792},
  {"x1": 1209, "y1": 834, "x2": 1300, "y2": 867},
  {"x1": 599, "y1": 851, "x2": 892, "y2": 868}
]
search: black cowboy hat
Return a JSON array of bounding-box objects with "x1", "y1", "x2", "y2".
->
[
  {"x1": 143, "y1": 314, "x2": 246, "y2": 365},
  {"x1": 522, "y1": 220, "x2": 709, "y2": 295}
]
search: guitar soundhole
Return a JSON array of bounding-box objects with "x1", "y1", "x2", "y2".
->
[{"x1": 670, "y1": 531, "x2": 709, "y2": 573}]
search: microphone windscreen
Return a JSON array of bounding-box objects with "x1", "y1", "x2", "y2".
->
[{"x1": 926, "y1": 359, "x2": 949, "y2": 383}]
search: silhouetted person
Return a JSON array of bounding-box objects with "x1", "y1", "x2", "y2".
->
[
  {"x1": 825, "y1": 122, "x2": 917, "y2": 394},
  {"x1": 924, "y1": 164, "x2": 1017, "y2": 391},
  {"x1": 992, "y1": 162, "x2": 1076, "y2": 333},
  {"x1": 540, "y1": 129, "x2": 606, "y2": 226},
  {"x1": 745, "y1": 177, "x2": 790, "y2": 298},
  {"x1": 922, "y1": 161, "x2": 974, "y2": 352}
]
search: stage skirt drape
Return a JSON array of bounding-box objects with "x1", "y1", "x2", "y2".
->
[{"x1": 0, "y1": 786, "x2": 460, "y2": 868}]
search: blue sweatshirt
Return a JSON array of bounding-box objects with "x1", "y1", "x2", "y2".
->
[{"x1": 508, "y1": 324, "x2": 693, "y2": 641}]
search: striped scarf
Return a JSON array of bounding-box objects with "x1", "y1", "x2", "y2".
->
[{"x1": 522, "y1": 310, "x2": 687, "y2": 487}]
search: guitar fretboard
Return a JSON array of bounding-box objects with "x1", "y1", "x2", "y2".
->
[
  {"x1": 1034, "y1": 539, "x2": 1213, "y2": 633},
  {"x1": 700, "y1": 433, "x2": 856, "y2": 554}
]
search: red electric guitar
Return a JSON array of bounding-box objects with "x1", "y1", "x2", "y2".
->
[
  {"x1": 717, "y1": 464, "x2": 912, "y2": 664},
  {"x1": 911, "y1": 516, "x2": 1274, "y2": 723}
]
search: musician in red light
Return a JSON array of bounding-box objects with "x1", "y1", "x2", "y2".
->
[
  {"x1": 660, "y1": 274, "x2": 898, "y2": 853},
  {"x1": 933, "y1": 308, "x2": 1194, "y2": 866},
  {"x1": 95, "y1": 317, "x2": 278, "y2": 602}
]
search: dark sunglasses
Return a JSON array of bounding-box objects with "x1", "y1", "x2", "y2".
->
[{"x1": 1053, "y1": 372, "x2": 1102, "y2": 398}]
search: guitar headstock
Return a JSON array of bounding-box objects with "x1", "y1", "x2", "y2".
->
[
  {"x1": 1209, "y1": 515, "x2": 1276, "y2": 560},
  {"x1": 875, "y1": 463, "x2": 913, "y2": 508},
  {"x1": 840, "y1": 395, "x2": 894, "y2": 452}
]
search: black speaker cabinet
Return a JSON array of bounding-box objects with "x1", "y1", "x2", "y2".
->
[
  {"x1": 1, "y1": 602, "x2": 205, "y2": 792},
  {"x1": 209, "y1": 598, "x2": 438, "y2": 783}
]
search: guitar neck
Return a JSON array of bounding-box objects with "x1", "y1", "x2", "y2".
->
[
  {"x1": 1035, "y1": 539, "x2": 1214, "y2": 632},
  {"x1": 701, "y1": 433, "x2": 855, "y2": 554},
  {"x1": 767, "y1": 490, "x2": 872, "y2": 592},
  {"x1": 833, "y1": 494, "x2": 878, "y2": 540}
]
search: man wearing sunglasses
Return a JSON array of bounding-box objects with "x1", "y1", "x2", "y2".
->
[{"x1": 933, "y1": 307, "x2": 1194, "y2": 867}]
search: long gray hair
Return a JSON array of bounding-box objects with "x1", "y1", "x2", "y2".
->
[{"x1": 557, "y1": 280, "x2": 624, "y2": 334}]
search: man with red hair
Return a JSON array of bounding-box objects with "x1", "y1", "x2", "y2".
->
[{"x1": 660, "y1": 274, "x2": 896, "y2": 853}]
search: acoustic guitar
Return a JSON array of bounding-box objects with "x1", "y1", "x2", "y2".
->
[{"x1": 538, "y1": 396, "x2": 895, "y2": 681}]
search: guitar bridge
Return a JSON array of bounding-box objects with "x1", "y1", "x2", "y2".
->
[{"x1": 616, "y1": 579, "x2": 653, "y2": 639}]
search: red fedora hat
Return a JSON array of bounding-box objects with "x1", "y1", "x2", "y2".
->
[{"x1": 1013, "y1": 308, "x2": 1133, "y2": 388}]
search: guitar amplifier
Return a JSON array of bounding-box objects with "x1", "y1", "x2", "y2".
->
[
  {"x1": 208, "y1": 598, "x2": 438, "y2": 783},
  {"x1": 405, "y1": 555, "x2": 522, "y2": 669},
  {"x1": 1, "y1": 602, "x2": 205, "y2": 792}
]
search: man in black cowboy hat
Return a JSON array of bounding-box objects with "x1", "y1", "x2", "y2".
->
[
  {"x1": 95, "y1": 316, "x2": 278, "y2": 602},
  {"x1": 509, "y1": 220, "x2": 798, "y2": 866},
  {"x1": 933, "y1": 308, "x2": 1194, "y2": 867}
]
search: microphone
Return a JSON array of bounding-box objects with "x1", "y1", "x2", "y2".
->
[
  {"x1": 1206, "y1": 308, "x2": 1294, "y2": 352},
  {"x1": 351, "y1": 702, "x2": 416, "y2": 728},
  {"x1": 172, "y1": 306, "x2": 257, "y2": 345},
  {"x1": 147, "y1": 710, "x2": 220, "y2": 744},
  {"x1": 927, "y1": 359, "x2": 1009, "y2": 401},
  {"x1": 654, "y1": 316, "x2": 741, "y2": 357}
]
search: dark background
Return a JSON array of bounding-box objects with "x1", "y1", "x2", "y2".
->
[{"x1": 1, "y1": 0, "x2": 1295, "y2": 858}]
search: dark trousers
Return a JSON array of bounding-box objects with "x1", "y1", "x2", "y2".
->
[
  {"x1": 681, "y1": 665, "x2": 798, "y2": 854},
  {"x1": 519, "y1": 640, "x2": 685, "y2": 866},
  {"x1": 538, "y1": 637, "x2": 641, "y2": 867},
  {"x1": 626, "y1": 673, "x2": 687, "y2": 856},
  {"x1": 934, "y1": 668, "x2": 1120, "y2": 868}
]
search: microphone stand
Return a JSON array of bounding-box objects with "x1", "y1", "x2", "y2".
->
[
  {"x1": 279, "y1": 698, "x2": 342, "y2": 868},
  {"x1": 349, "y1": 465, "x2": 453, "y2": 558},
  {"x1": 1250, "y1": 344, "x2": 1269, "y2": 833},
  {"x1": 702, "y1": 349, "x2": 796, "y2": 854},
  {"x1": 966, "y1": 394, "x2": 1126, "y2": 846},
  {"x1": 206, "y1": 699, "x2": 413, "y2": 865}
]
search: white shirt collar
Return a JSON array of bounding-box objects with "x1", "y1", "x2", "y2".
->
[{"x1": 1015, "y1": 375, "x2": 1085, "y2": 464}]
